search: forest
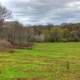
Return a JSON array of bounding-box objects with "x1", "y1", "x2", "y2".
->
[
  {"x1": 1, "y1": 21, "x2": 80, "y2": 43},
  {"x1": 0, "y1": 5, "x2": 80, "y2": 44}
]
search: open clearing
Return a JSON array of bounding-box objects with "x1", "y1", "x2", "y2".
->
[{"x1": 0, "y1": 42, "x2": 80, "y2": 80}]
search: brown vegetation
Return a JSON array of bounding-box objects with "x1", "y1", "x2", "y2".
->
[
  {"x1": 11, "y1": 42, "x2": 33, "y2": 49},
  {"x1": 13, "y1": 77, "x2": 47, "y2": 80},
  {"x1": 0, "y1": 39, "x2": 14, "y2": 52}
]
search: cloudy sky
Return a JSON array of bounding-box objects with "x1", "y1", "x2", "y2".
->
[{"x1": 0, "y1": 0, "x2": 80, "y2": 25}]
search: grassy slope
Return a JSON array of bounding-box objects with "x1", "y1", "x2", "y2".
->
[{"x1": 0, "y1": 42, "x2": 80, "y2": 80}]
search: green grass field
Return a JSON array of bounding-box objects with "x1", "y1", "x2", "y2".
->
[{"x1": 0, "y1": 42, "x2": 80, "y2": 80}]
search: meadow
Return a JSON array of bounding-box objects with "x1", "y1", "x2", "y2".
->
[{"x1": 0, "y1": 42, "x2": 80, "y2": 80}]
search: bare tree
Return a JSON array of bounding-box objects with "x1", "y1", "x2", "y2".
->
[
  {"x1": 0, "y1": 4, "x2": 11, "y2": 38},
  {"x1": 0, "y1": 5, "x2": 11, "y2": 22}
]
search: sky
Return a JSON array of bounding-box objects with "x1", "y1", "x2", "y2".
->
[{"x1": 0, "y1": 0, "x2": 80, "y2": 25}]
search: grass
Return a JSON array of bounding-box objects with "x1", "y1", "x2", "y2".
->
[{"x1": 0, "y1": 42, "x2": 80, "y2": 80}]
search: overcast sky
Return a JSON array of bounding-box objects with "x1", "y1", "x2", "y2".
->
[{"x1": 0, "y1": 0, "x2": 80, "y2": 25}]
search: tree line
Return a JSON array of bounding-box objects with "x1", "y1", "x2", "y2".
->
[
  {"x1": 1, "y1": 22, "x2": 80, "y2": 43},
  {"x1": 0, "y1": 5, "x2": 80, "y2": 44}
]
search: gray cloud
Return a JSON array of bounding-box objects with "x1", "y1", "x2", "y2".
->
[{"x1": 0, "y1": 0, "x2": 80, "y2": 25}]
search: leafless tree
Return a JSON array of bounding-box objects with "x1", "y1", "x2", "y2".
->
[
  {"x1": 0, "y1": 4, "x2": 11, "y2": 38},
  {"x1": 0, "y1": 5, "x2": 11, "y2": 26}
]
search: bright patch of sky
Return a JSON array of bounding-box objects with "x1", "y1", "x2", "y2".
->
[{"x1": 0, "y1": 0, "x2": 80, "y2": 25}]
